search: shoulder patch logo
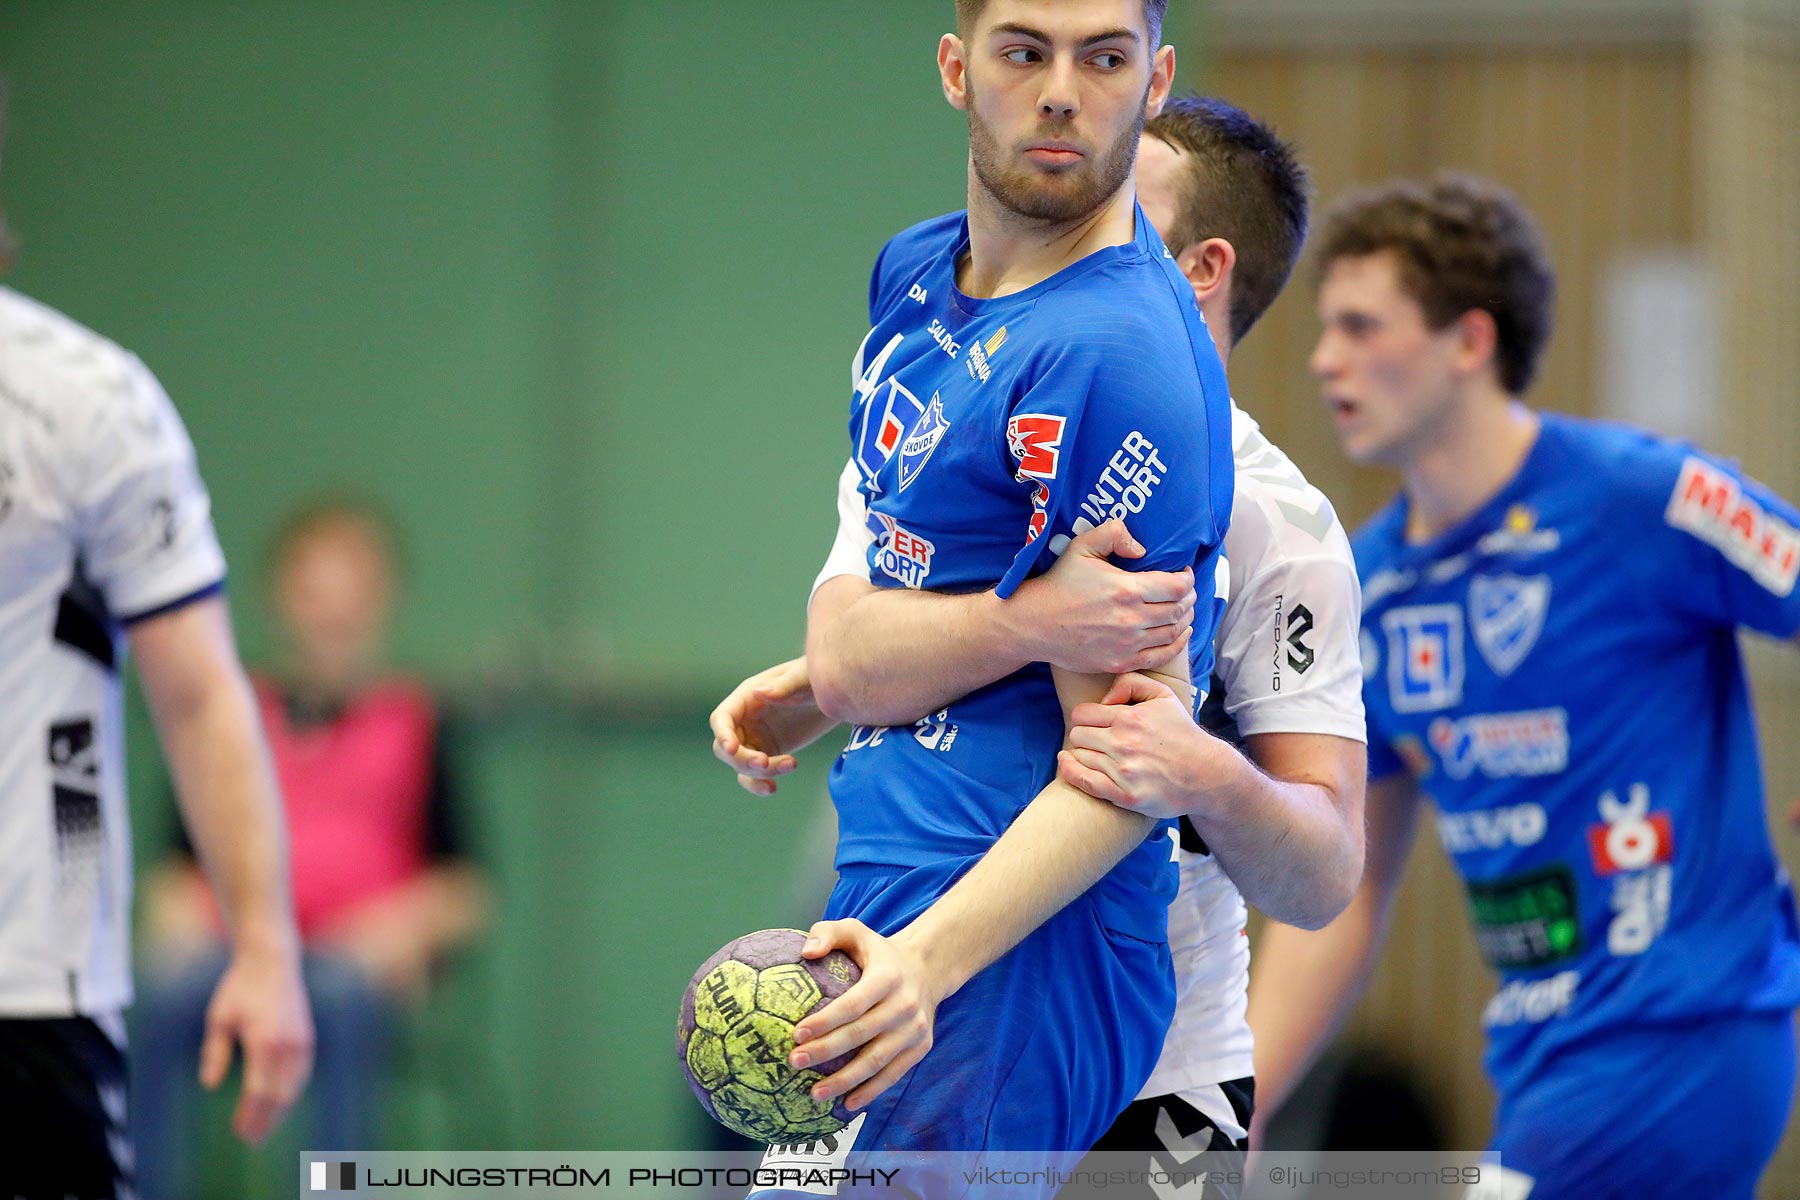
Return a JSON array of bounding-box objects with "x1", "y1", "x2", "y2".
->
[
  {"x1": 1666, "y1": 455, "x2": 1800, "y2": 596},
  {"x1": 897, "y1": 393, "x2": 950, "y2": 493},
  {"x1": 1382, "y1": 604, "x2": 1464, "y2": 713},
  {"x1": 1007, "y1": 413, "x2": 1066, "y2": 482},
  {"x1": 1468, "y1": 574, "x2": 1551, "y2": 677}
]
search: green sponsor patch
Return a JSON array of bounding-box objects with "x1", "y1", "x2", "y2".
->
[{"x1": 1465, "y1": 865, "x2": 1581, "y2": 969}]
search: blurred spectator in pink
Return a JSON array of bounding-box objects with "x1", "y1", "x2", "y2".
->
[{"x1": 132, "y1": 499, "x2": 489, "y2": 1196}]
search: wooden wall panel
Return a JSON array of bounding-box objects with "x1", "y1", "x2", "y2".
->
[{"x1": 1702, "y1": 5, "x2": 1800, "y2": 1192}]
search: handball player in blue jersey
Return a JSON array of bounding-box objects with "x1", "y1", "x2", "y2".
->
[
  {"x1": 1248, "y1": 173, "x2": 1800, "y2": 1199},
  {"x1": 735, "y1": 0, "x2": 1234, "y2": 1190},
  {"x1": 714, "y1": 97, "x2": 1368, "y2": 1183}
]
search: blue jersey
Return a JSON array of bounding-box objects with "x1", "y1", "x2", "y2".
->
[
  {"x1": 825, "y1": 208, "x2": 1234, "y2": 943},
  {"x1": 1356, "y1": 413, "x2": 1800, "y2": 1097}
]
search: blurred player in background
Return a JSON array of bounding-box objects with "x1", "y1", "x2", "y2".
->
[
  {"x1": 725, "y1": 2, "x2": 1236, "y2": 1192},
  {"x1": 1249, "y1": 172, "x2": 1800, "y2": 1199},
  {"x1": 132, "y1": 501, "x2": 488, "y2": 1198},
  {"x1": 0, "y1": 92, "x2": 313, "y2": 1198},
  {"x1": 713, "y1": 95, "x2": 1367, "y2": 1186}
]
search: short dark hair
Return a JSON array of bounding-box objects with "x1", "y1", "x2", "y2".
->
[
  {"x1": 1145, "y1": 95, "x2": 1309, "y2": 343},
  {"x1": 954, "y1": 0, "x2": 1169, "y2": 42},
  {"x1": 1315, "y1": 172, "x2": 1556, "y2": 395}
]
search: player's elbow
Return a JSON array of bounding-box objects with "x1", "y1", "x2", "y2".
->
[
  {"x1": 806, "y1": 642, "x2": 912, "y2": 726},
  {"x1": 1286, "y1": 867, "x2": 1362, "y2": 931},
  {"x1": 812, "y1": 679, "x2": 912, "y2": 727},
  {"x1": 1268, "y1": 820, "x2": 1366, "y2": 931},
  {"x1": 1306, "y1": 820, "x2": 1367, "y2": 929},
  {"x1": 809, "y1": 670, "x2": 856, "y2": 725},
  {"x1": 808, "y1": 655, "x2": 876, "y2": 726}
]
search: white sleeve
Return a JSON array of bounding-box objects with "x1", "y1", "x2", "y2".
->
[
  {"x1": 74, "y1": 355, "x2": 227, "y2": 621},
  {"x1": 809, "y1": 458, "x2": 874, "y2": 605},
  {"x1": 1215, "y1": 545, "x2": 1366, "y2": 743}
]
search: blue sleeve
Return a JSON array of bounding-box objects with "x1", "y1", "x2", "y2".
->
[
  {"x1": 1621, "y1": 439, "x2": 1800, "y2": 638},
  {"x1": 1363, "y1": 684, "x2": 1408, "y2": 780},
  {"x1": 993, "y1": 337, "x2": 1227, "y2": 600}
]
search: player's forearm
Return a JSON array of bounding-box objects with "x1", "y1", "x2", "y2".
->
[
  {"x1": 807, "y1": 581, "x2": 1030, "y2": 726},
  {"x1": 1246, "y1": 885, "x2": 1389, "y2": 1117},
  {"x1": 893, "y1": 776, "x2": 1158, "y2": 1000},
  {"x1": 149, "y1": 666, "x2": 297, "y2": 955},
  {"x1": 1189, "y1": 761, "x2": 1363, "y2": 930}
]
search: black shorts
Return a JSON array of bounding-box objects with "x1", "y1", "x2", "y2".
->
[
  {"x1": 0, "y1": 1016, "x2": 132, "y2": 1200},
  {"x1": 1062, "y1": 1078, "x2": 1255, "y2": 1199}
]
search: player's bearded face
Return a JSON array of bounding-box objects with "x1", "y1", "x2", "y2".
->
[{"x1": 965, "y1": 70, "x2": 1148, "y2": 224}]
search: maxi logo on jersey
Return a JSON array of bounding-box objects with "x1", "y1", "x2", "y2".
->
[
  {"x1": 1382, "y1": 605, "x2": 1464, "y2": 713},
  {"x1": 1468, "y1": 574, "x2": 1550, "y2": 676},
  {"x1": 1428, "y1": 709, "x2": 1569, "y2": 780},
  {"x1": 1666, "y1": 456, "x2": 1800, "y2": 596},
  {"x1": 897, "y1": 394, "x2": 949, "y2": 492}
]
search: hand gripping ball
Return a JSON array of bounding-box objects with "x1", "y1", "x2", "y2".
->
[{"x1": 677, "y1": 928, "x2": 862, "y2": 1143}]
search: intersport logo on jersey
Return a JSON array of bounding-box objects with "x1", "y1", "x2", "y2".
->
[
  {"x1": 871, "y1": 514, "x2": 935, "y2": 589},
  {"x1": 1075, "y1": 430, "x2": 1168, "y2": 529},
  {"x1": 1665, "y1": 456, "x2": 1800, "y2": 596}
]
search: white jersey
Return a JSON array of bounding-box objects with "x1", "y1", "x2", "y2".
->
[
  {"x1": 814, "y1": 401, "x2": 1365, "y2": 1094},
  {"x1": 0, "y1": 287, "x2": 226, "y2": 1016},
  {"x1": 1139, "y1": 404, "x2": 1364, "y2": 1096}
]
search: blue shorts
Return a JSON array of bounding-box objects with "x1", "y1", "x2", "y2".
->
[
  {"x1": 753, "y1": 858, "x2": 1174, "y2": 1199},
  {"x1": 1486, "y1": 1012, "x2": 1795, "y2": 1200}
]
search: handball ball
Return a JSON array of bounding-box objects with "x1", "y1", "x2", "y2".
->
[{"x1": 677, "y1": 928, "x2": 861, "y2": 1143}]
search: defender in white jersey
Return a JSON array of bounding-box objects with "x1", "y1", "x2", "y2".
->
[
  {"x1": 1111, "y1": 406, "x2": 1364, "y2": 1146},
  {"x1": 0, "y1": 281, "x2": 311, "y2": 1197},
  {"x1": 710, "y1": 98, "x2": 1365, "y2": 1165}
]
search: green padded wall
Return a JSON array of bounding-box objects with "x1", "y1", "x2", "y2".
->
[{"x1": 0, "y1": 0, "x2": 1029, "y2": 1156}]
